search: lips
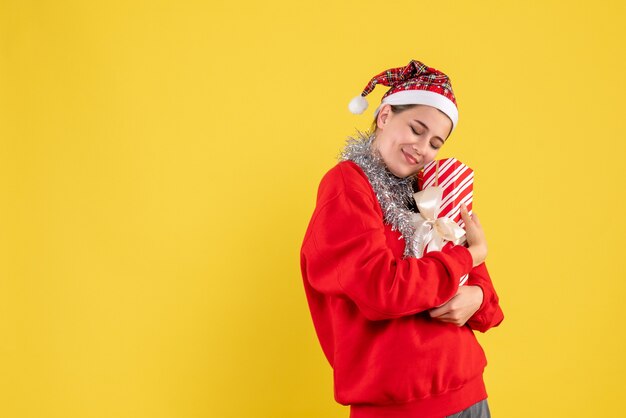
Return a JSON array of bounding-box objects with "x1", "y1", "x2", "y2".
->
[{"x1": 402, "y1": 149, "x2": 418, "y2": 165}]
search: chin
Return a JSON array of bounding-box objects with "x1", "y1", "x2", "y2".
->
[{"x1": 390, "y1": 167, "x2": 416, "y2": 179}]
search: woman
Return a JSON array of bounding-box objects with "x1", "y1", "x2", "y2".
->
[{"x1": 300, "y1": 60, "x2": 504, "y2": 418}]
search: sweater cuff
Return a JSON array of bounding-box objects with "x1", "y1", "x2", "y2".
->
[{"x1": 441, "y1": 243, "x2": 473, "y2": 282}]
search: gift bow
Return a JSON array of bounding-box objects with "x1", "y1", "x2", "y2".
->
[{"x1": 410, "y1": 186, "x2": 466, "y2": 258}]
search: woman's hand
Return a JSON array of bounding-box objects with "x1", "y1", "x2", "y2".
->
[
  {"x1": 460, "y1": 203, "x2": 488, "y2": 267},
  {"x1": 428, "y1": 285, "x2": 484, "y2": 326}
]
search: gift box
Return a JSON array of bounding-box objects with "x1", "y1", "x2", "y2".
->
[
  {"x1": 417, "y1": 157, "x2": 473, "y2": 228},
  {"x1": 415, "y1": 158, "x2": 474, "y2": 285}
]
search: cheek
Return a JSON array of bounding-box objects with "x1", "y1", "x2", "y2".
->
[{"x1": 424, "y1": 150, "x2": 439, "y2": 164}]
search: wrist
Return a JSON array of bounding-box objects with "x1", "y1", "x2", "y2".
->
[
  {"x1": 467, "y1": 246, "x2": 479, "y2": 267},
  {"x1": 468, "y1": 245, "x2": 487, "y2": 267},
  {"x1": 468, "y1": 284, "x2": 485, "y2": 313}
]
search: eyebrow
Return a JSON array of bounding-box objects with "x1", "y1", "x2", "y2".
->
[{"x1": 413, "y1": 119, "x2": 446, "y2": 143}]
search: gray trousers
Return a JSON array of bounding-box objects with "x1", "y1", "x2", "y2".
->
[{"x1": 445, "y1": 399, "x2": 491, "y2": 418}]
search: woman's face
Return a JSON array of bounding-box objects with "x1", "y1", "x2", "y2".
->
[{"x1": 373, "y1": 104, "x2": 452, "y2": 178}]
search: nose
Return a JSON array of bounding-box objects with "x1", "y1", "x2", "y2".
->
[{"x1": 412, "y1": 140, "x2": 427, "y2": 157}]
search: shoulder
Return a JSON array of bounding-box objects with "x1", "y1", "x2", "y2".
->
[{"x1": 317, "y1": 161, "x2": 374, "y2": 202}]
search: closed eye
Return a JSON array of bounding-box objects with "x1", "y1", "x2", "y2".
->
[
  {"x1": 411, "y1": 127, "x2": 425, "y2": 136},
  {"x1": 412, "y1": 125, "x2": 442, "y2": 150}
]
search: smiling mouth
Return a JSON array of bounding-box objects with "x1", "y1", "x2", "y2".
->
[{"x1": 402, "y1": 149, "x2": 418, "y2": 165}]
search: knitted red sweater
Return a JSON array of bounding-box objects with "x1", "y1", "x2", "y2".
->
[{"x1": 300, "y1": 161, "x2": 504, "y2": 418}]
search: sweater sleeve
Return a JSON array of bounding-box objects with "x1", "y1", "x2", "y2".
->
[
  {"x1": 465, "y1": 262, "x2": 504, "y2": 332},
  {"x1": 300, "y1": 163, "x2": 474, "y2": 321}
]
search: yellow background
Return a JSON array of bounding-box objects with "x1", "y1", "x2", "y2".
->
[{"x1": 1, "y1": 1, "x2": 625, "y2": 417}]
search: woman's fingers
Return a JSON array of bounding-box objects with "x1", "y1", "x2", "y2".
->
[
  {"x1": 462, "y1": 204, "x2": 481, "y2": 228},
  {"x1": 460, "y1": 204, "x2": 471, "y2": 224},
  {"x1": 460, "y1": 203, "x2": 487, "y2": 266},
  {"x1": 471, "y1": 211, "x2": 481, "y2": 227},
  {"x1": 428, "y1": 305, "x2": 447, "y2": 318},
  {"x1": 429, "y1": 286, "x2": 484, "y2": 327}
]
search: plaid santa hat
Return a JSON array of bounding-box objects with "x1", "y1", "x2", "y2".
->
[{"x1": 348, "y1": 59, "x2": 459, "y2": 131}]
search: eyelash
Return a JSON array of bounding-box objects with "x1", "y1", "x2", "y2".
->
[{"x1": 411, "y1": 127, "x2": 441, "y2": 150}]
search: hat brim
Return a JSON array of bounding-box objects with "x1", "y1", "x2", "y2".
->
[{"x1": 373, "y1": 90, "x2": 458, "y2": 131}]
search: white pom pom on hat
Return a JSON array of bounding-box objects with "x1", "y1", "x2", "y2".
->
[
  {"x1": 348, "y1": 95, "x2": 369, "y2": 114},
  {"x1": 347, "y1": 59, "x2": 459, "y2": 132}
]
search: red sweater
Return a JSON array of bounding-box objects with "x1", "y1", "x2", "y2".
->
[{"x1": 300, "y1": 161, "x2": 504, "y2": 418}]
